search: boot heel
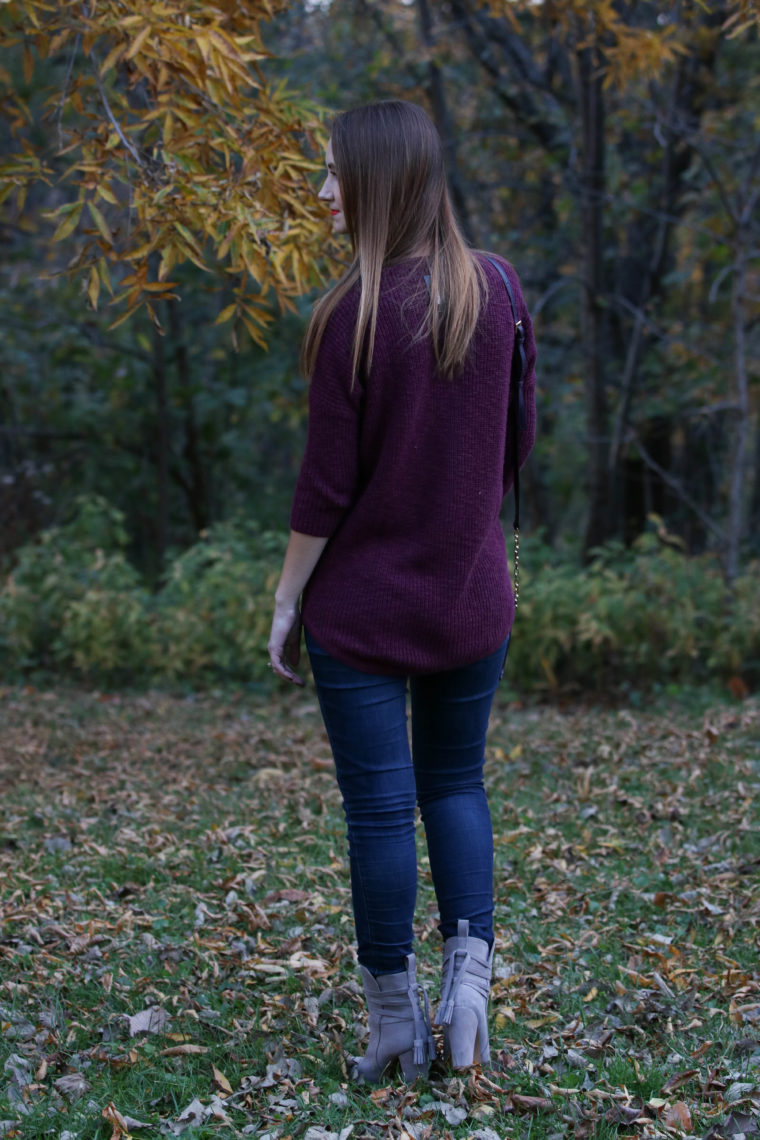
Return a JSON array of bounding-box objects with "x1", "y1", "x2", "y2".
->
[
  {"x1": 446, "y1": 1005, "x2": 478, "y2": 1069},
  {"x1": 476, "y1": 1005, "x2": 490, "y2": 1065},
  {"x1": 398, "y1": 1048, "x2": 423, "y2": 1083}
]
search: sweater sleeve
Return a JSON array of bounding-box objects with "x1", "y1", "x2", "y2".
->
[{"x1": 289, "y1": 304, "x2": 363, "y2": 538}]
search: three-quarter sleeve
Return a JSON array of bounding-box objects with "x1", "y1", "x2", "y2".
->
[{"x1": 289, "y1": 304, "x2": 363, "y2": 538}]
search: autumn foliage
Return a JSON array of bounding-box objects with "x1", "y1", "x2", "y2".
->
[{"x1": 0, "y1": 0, "x2": 329, "y2": 339}]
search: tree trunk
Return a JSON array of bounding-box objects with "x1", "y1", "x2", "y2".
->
[
  {"x1": 750, "y1": 410, "x2": 760, "y2": 553},
  {"x1": 577, "y1": 36, "x2": 610, "y2": 557},
  {"x1": 168, "y1": 301, "x2": 211, "y2": 534},
  {"x1": 152, "y1": 322, "x2": 170, "y2": 573},
  {"x1": 726, "y1": 238, "x2": 750, "y2": 585},
  {"x1": 416, "y1": 0, "x2": 477, "y2": 245}
]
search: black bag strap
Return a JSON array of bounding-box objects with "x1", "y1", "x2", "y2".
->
[{"x1": 485, "y1": 256, "x2": 526, "y2": 607}]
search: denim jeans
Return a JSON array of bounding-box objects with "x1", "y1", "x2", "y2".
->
[{"x1": 305, "y1": 629, "x2": 509, "y2": 975}]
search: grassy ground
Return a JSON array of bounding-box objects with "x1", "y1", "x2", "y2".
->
[{"x1": 0, "y1": 684, "x2": 758, "y2": 1140}]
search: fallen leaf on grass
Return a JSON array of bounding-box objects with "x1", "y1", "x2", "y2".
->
[
  {"x1": 508, "y1": 1093, "x2": 553, "y2": 1111},
  {"x1": 212, "y1": 1066, "x2": 233, "y2": 1096},
  {"x1": 161, "y1": 1044, "x2": 208, "y2": 1056},
  {"x1": 263, "y1": 888, "x2": 311, "y2": 904},
  {"x1": 725, "y1": 1081, "x2": 758, "y2": 1103},
  {"x1": 102, "y1": 1101, "x2": 151, "y2": 1137},
  {"x1": 425, "y1": 1100, "x2": 467, "y2": 1126},
  {"x1": 605, "y1": 1102, "x2": 647, "y2": 1125},
  {"x1": 53, "y1": 1073, "x2": 91, "y2": 1100},
  {"x1": 303, "y1": 1128, "x2": 354, "y2": 1140},
  {"x1": 704, "y1": 1112, "x2": 760, "y2": 1138},
  {"x1": 661, "y1": 1070, "x2": 699, "y2": 1094},
  {"x1": 661, "y1": 1101, "x2": 693, "y2": 1132},
  {"x1": 167, "y1": 1097, "x2": 205, "y2": 1133},
  {"x1": 3, "y1": 1055, "x2": 31, "y2": 1089},
  {"x1": 259, "y1": 1056, "x2": 302, "y2": 1087},
  {"x1": 127, "y1": 1007, "x2": 169, "y2": 1036},
  {"x1": 165, "y1": 1095, "x2": 232, "y2": 1135}
]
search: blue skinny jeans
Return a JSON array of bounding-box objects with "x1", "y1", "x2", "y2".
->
[{"x1": 305, "y1": 629, "x2": 509, "y2": 975}]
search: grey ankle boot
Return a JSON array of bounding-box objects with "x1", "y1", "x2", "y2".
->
[
  {"x1": 436, "y1": 919, "x2": 494, "y2": 1068},
  {"x1": 353, "y1": 953, "x2": 436, "y2": 1083}
]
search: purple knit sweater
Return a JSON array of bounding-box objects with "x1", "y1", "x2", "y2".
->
[{"x1": 290, "y1": 253, "x2": 537, "y2": 674}]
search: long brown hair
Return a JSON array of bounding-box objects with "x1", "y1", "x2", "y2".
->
[{"x1": 301, "y1": 100, "x2": 485, "y2": 381}]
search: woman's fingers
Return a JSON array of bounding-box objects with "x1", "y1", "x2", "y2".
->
[{"x1": 268, "y1": 608, "x2": 304, "y2": 685}]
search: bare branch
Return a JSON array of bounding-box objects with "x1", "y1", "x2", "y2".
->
[
  {"x1": 57, "y1": 33, "x2": 82, "y2": 152},
  {"x1": 632, "y1": 434, "x2": 727, "y2": 544},
  {"x1": 90, "y1": 55, "x2": 146, "y2": 172}
]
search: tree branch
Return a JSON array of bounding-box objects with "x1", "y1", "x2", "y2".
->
[
  {"x1": 57, "y1": 33, "x2": 82, "y2": 152},
  {"x1": 632, "y1": 434, "x2": 727, "y2": 544}
]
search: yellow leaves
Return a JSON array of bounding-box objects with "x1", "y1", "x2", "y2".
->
[
  {"x1": 88, "y1": 264, "x2": 100, "y2": 309},
  {"x1": 172, "y1": 222, "x2": 209, "y2": 271},
  {"x1": 88, "y1": 199, "x2": 113, "y2": 244},
  {"x1": 214, "y1": 302, "x2": 238, "y2": 325},
  {"x1": 99, "y1": 41, "x2": 126, "y2": 77},
  {"x1": 124, "y1": 23, "x2": 152, "y2": 61},
  {"x1": 51, "y1": 200, "x2": 83, "y2": 242},
  {"x1": 3, "y1": 0, "x2": 329, "y2": 338},
  {"x1": 208, "y1": 26, "x2": 248, "y2": 66},
  {"x1": 603, "y1": 26, "x2": 687, "y2": 90},
  {"x1": 96, "y1": 183, "x2": 118, "y2": 207},
  {"x1": 724, "y1": 1, "x2": 760, "y2": 38}
]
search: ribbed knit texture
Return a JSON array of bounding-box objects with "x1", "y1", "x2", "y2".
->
[{"x1": 290, "y1": 253, "x2": 537, "y2": 675}]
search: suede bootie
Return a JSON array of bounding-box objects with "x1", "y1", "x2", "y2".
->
[
  {"x1": 353, "y1": 953, "x2": 435, "y2": 1083},
  {"x1": 436, "y1": 919, "x2": 494, "y2": 1068}
]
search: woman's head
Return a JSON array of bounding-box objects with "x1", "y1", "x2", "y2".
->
[
  {"x1": 322, "y1": 101, "x2": 447, "y2": 261},
  {"x1": 305, "y1": 99, "x2": 483, "y2": 382}
]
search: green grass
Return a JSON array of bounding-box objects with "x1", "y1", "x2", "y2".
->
[{"x1": 0, "y1": 684, "x2": 758, "y2": 1139}]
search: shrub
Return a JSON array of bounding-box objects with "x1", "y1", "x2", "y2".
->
[
  {"x1": 0, "y1": 499, "x2": 283, "y2": 685},
  {"x1": 0, "y1": 495, "x2": 148, "y2": 675},
  {"x1": 1, "y1": 498, "x2": 757, "y2": 693},
  {"x1": 151, "y1": 522, "x2": 286, "y2": 681},
  {"x1": 508, "y1": 533, "x2": 757, "y2": 692}
]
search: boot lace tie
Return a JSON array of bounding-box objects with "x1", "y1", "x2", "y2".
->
[
  {"x1": 407, "y1": 958, "x2": 436, "y2": 1065},
  {"x1": 437, "y1": 947, "x2": 471, "y2": 1026}
]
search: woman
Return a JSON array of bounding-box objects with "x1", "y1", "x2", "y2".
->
[{"x1": 267, "y1": 100, "x2": 537, "y2": 1083}]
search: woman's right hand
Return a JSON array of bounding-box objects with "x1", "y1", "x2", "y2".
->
[{"x1": 267, "y1": 601, "x2": 305, "y2": 686}]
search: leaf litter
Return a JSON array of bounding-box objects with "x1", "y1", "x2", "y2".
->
[{"x1": 0, "y1": 685, "x2": 757, "y2": 1138}]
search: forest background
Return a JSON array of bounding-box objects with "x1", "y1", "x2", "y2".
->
[{"x1": 1, "y1": 0, "x2": 759, "y2": 695}]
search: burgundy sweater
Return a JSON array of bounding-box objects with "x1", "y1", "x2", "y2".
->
[{"x1": 290, "y1": 253, "x2": 537, "y2": 674}]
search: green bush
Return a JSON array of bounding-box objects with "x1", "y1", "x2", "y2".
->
[
  {"x1": 0, "y1": 498, "x2": 284, "y2": 685},
  {"x1": 0, "y1": 495, "x2": 149, "y2": 674},
  {"x1": 1, "y1": 498, "x2": 757, "y2": 692},
  {"x1": 153, "y1": 521, "x2": 286, "y2": 680},
  {"x1": 509, "y1": 533, "x2": 758, "y2": 692}
]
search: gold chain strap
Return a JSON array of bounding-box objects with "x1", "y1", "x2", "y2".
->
[{"x1": 513, "y1": 526, "x2": 520, "y2": 610}]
